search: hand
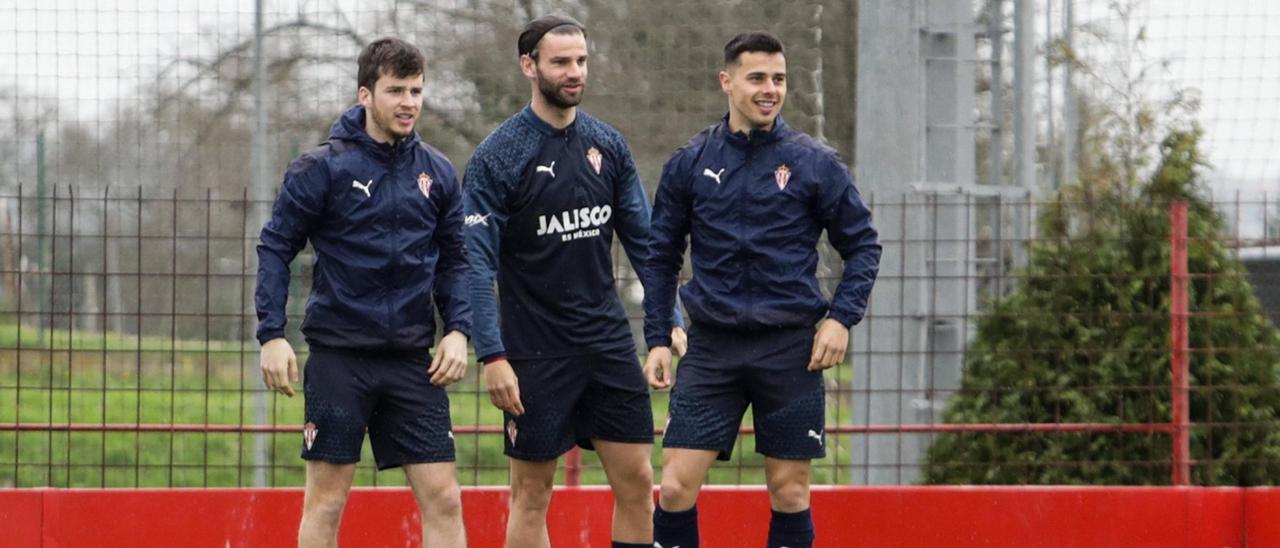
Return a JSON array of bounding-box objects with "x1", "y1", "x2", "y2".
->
[
  {"x1": 808, "y1": 318, "x2": 850, "y2": 371},
  {"x1": 644, "y1": 346, "x2": 674, "y2": 389},
  {"x1": 483, "y1": 360, "x2": 524, "y2": 415},
  {"x1": 429, "y1": 330, "x2": 469, "y2": 387},
  {"x1": 670, "y1": 327, "x2": 688, "y2": 358},
  {"x1": 260, "y1": 337, "x2": 298, "y2": 397}
]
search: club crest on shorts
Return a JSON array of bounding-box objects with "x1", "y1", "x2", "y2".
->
[
  {"x1": 417, "y1": 172, "x2": 433, "y2": 199},
  {"x1": 303, "y1": 421, "x2": 318, "y2": 451},
  {"x1": 506, "y1": 419, "x2": 518, "y2": 445},
  {"x1": 586, "y1": 146, "x2": 603, "y2": 175},
  {"x1": 774, "y1": 164, "x2": 791, "y2": 190}
]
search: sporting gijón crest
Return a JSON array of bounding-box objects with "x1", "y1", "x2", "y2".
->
[
  {"x1": 303, "y1": 421, "x2": 318, "y2": 451},
  {"x1": 775, "y1": 164, "x2": 792, "y2": 190},
  {"x1": 586, "y1": 147, "x2": 603, "y2": 175},
  {"x1": 418, "y1": 172, "x2": 433, "y2": 199}
]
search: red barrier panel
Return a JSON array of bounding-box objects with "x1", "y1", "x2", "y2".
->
[
  {"x1": 1246, "y1": 488, "x2": 1280, "y2": 547},
  {"x1": 2, "y1": 486, "x2": 1278, "y2": 547},
  {"x1": 0, "y1": 490, "x2": 40, "y2": 547}
]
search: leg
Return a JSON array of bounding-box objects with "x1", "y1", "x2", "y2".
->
[
  {"x1": 656, "y1": 447, "x2": 718, "y2": 512},
  {"x1": 747, "y1": 327, "x2": 824, "y2": 548},
  {"x1": 594, "y1": 440, "x2": 655, "y2": 544},
  {"x1": 404, "y1": 462, "x2": 467, "y2": 548},
  {"x1": 297, "y1": 351, "x2": 373, "y2": 548},
  {"x1": 765, "y1": 458, "x2": 811, "y2": 512},
  {"x1": 298, "y1": 461, "x2": 357, "y2": 548},
  {"x1": 652, "y1": 448, "x2": 718, "y2": 548},
  {"x1": 506, "y1": 457, "x2": 558, "y2": 548},
  {"x1": 764, "y1": 458, "x2": 815, "y2": 548}
]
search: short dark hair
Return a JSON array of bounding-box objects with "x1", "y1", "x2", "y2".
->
[
  {"x1": 357, "y1": 37, "x2": 425, "y2": 92},
  {"x1": 518, "y1": 15, "x2": 586, "y2": 59},
  {"x1": 723, "y1": 32, "x2": 785, "y2": 66}
]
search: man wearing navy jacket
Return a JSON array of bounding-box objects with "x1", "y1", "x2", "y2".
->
[
  {"x1": 463, "y1": 15, "x2": 685, "y2": 548},
  {"x1": 256, "y1": 38, "x2": 470, "y2": 547},
  {"x1": 643, "y1": 32, "x2": 881, "y2": 548}
]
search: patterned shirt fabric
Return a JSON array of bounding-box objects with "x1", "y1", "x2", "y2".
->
[{"x1": 464, "y1": 106, "x2": 680, "y2": 362}]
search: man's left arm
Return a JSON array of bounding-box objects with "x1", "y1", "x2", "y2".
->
[
  {"x1": 610, "y1": 142, "x2": 687, "y2": 351},
  {"x1": 809, "y1": 153, "x2": 882, "y2": 370},
  {"x1": 430, "y1": 165, "x2": 472, "y2": 385}
]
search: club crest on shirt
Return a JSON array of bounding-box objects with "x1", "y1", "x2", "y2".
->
[
  {"x1": 586, "y1": 146, "x2": 604, "y2": 175},
  {"x1": 418, "y1": 172, "x2": 433, "y2": 199},
  {"x1": 775, "y1": 164, "x2": 791, "y2": 190},
  {"x1": 303, "y1": 421, "x2": 318, "y2": 451},
  {"x1": 506, "y1": 419, "x2": 518, "y2": 445}
]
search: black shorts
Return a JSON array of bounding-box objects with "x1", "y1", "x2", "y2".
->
[
  {"x1": 503, "y1": 349, "x2": 655, "y2": 461},
  {"x1": 662, "y1": 323, "x2": 827, "y2": 461},
  {"x1": 301, "y1": 347, "x2": 455, "y2": 469}
]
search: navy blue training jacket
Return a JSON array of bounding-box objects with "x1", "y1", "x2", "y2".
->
[
  {"x1": 642, "y1": 116, "x2": 881, "y2": 348},
  {"x1": 255, "y1": 104, "x2": 471, "y2": 351},
  {"x1": 464, "y1": 106, "x2": 681, "y2": 362}
]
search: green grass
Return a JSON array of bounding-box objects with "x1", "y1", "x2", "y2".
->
[{"x1": 0, "y1": 325, "x2": 861, "y2": 488}]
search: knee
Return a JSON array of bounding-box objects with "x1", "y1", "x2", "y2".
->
[
  {"x1": 658, "y1": 473, "x2": 699, "y2": 508},
  {"x1": 766, "y1": 478, "x2": 810, "y2": 511},
  {"x1": 418, "y1": 481, "x2": 463, "y2": 518},
  {"x1": 614, "y1": 464, "x2": 655, "y2": 507},
  {"x1": 303, "y1": 493, "x2": 349, "y2": 526},
  {"x1": 510, "y1": 474, "x2": 554, "y2": 512}
]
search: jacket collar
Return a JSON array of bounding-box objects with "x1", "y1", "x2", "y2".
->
[
  {"x1": 718, "y1": 113, "x2": 788, "y2": 147},
  {"x1": 329, "y1": 104, "x2": 421, "y2": 160},
  {"x1": 518, "y1": 104, "x2": 579, "y2": 138}
]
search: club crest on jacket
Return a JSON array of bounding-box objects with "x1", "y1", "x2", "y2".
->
[
  {"x1": 418, "y1": 172, "x2": 433, "y2": 199},
  {"x1": 775, "y1": 164, "x2": 791, "y2": 190},
  {"x1": 586, "y1": 147, "x2": 603, "y2": 175}
]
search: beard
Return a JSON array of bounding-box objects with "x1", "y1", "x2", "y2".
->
[
  {"x1": 536, "y1": 70, "x2": 584, "y2": 109},
  {"x1": 368, "y1": 102, "x2": 414, "y2": 140}
]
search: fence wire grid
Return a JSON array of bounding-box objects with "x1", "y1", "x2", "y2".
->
[{"x1": 1, "y1": 0, "x2": 1279, "y2": 488}]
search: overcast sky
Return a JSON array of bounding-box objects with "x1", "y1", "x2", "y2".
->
[{"x1": 2, "y1": 0, "x2": 1276, "y2": 204}]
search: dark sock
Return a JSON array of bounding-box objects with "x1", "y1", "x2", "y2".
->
[
  {"x1": 767, "y1": 508, "x2": 814, "y2": 548},
  {"x1": 612, "y1": 543, "x2": 652, "y2": 548},
  {"x1": 653, "y1": 503, "x2": 699, "y2": 548}
]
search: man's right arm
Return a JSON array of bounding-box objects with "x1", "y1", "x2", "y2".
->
[
  {"x1": 462, "y1": 155, "x2": 511, "y2": 365},
  {"x1": 254, "y1": 154, "x2": 330, "y2": 344}
]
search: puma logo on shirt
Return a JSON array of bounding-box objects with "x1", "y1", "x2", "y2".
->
[
  {"x1": 536, "y1": 162, "x2": 556, "y2": 178},
  {"x1": 352, "y1": 179, "x2": 374, "y2": 197},
  {"x1": 703, "y1": 167, "x2": 725, "y2": 184}
]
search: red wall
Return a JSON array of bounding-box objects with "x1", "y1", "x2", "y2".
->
[{"x1": 0, "y1": 486, "x2": 1275, "y2": 547}]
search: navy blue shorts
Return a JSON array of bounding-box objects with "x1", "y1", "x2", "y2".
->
[
  {"x1": 301, "y1": 347, "x2": 455, "y2": 469},
  {"x1": 662, "y1": 323, "x2": 827, "y2": 461},
  {"x1": 503, "y1": 349, "x2": 655, "y2": 461}
]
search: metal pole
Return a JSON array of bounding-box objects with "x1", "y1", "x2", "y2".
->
[
  {"x1": 250, "y1": 0, "x2": 269, "y2": 488},
  {"x1": 1169, "y1": 201, "x2": 1191, "y2": 486},
  {"x1": 1013, "y1": 0, "x2": 1037, "y2": 191},
  {"x1": 36, "y1": 132, "x2": 46, "y2": 344},
  {"x1": 1062, "y1": 0, "x2": 1078, "y2": 187},
  {"x1": 988, "y1": 0, "x2": 1004, "y2": 187},
  {"x1": 1045, "y1": 0, "x2": 1056, "y2": 189}
]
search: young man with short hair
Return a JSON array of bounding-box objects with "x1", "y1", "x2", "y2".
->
[
  {"x1": 463, "y1": 15, "x2": 686, "y2": 548},
  {"x1": 643, "y1": 31, "x2": 881, "y2": 548},
  {"x1": 256, "y1": 37, "x2": 471, "y2": 548}
]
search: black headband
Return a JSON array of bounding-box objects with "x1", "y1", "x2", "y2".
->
[{"x1": 518, "y1": 15, "x2": 585, "y2": 57}]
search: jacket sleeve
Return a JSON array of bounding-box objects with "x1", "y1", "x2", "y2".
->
[
  {"x1": 641, "y1": 152, "x2": 695, "y2": 349},
  {"x1": 462, "y1": 154, "x2": 511, "y2": 363},
  {"x1": 815, "y1": 153, "x2": 881, "y2": 327},
  {"x1": 254, "y1": 155, "x2": 329, "y2": 345},
  {"x1": 432, "y1": 163, "x2": 473, "y2": 339},
  {"x1": 611, "y1": 143, "x2": 686, "y2": 335}
]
